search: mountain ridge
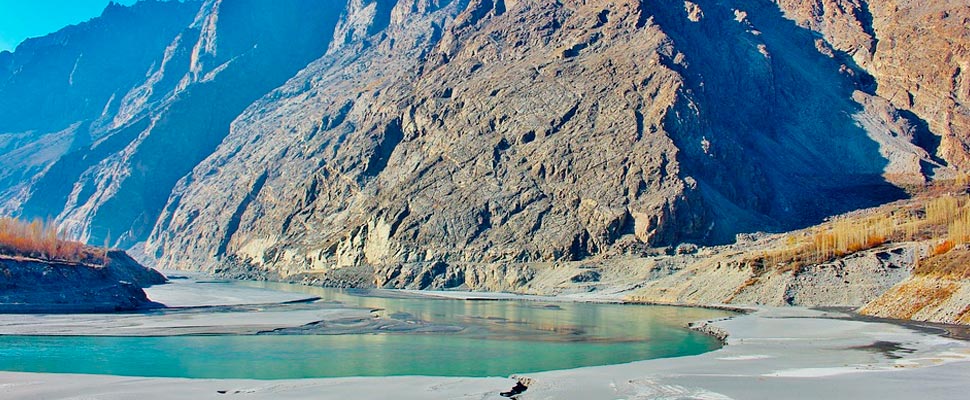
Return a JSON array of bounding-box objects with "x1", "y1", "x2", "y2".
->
[{"x1": 0, "y1": 1, "x2": 967, "y2": 319}]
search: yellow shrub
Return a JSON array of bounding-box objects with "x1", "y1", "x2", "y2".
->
[
  {"x1": 748, "y1": 193, "x2": 970, "y2": 275},
  {"x1": 0, "y1": 217, "x2": 98, "y2": 264}
]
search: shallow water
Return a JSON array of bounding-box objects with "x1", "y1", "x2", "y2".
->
[{"x1": 0, "y1": 282, "x2": 734, "y2": 379}]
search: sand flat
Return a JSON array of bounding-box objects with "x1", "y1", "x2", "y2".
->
[
  {"x1": 145, "y1": 279, "x2": 321, "y2": 307},
  {"x1": 0, "y1": 307, "x2": 372, "y2": 336},
  {"x1": 0, "y1": 280, "x2": 374, "y2": 336},
  {"x1": 0, "y1": 304, "x2": 968, "y2": 399}
]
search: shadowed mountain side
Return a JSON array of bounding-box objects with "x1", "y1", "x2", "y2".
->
[
  {"x1": 651, "y1": 0, "x2": 912, "y2": 243},
  {"x1": 773, "y1": 0, "x2": 970, "y2": 170},
  {"x1": 15, "y1": 118, "x2": 151, "y2": 226},
  {"x1": 10, "y1": 0, "x2": 344, "y2": 248},
  {"x1": 0, "y1": 1, "x2": 202, "y2": 214},
  {"x1": 0, "y1": 1, "x2": 202, "y2": 135}
]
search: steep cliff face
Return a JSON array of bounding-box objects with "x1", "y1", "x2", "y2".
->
[
  {"x1": 1, "y1": 0, "x2": 965, "y2": 290},
  {"x1": 1, "y1": 0, "x2": 343, "y2": 248},
  {"x1": 145, "y1": 0, "x2": 940, "y2": 282}
]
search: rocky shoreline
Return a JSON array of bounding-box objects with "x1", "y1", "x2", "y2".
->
[{"x1": 0, "y1": 251, "x2": 166, "y2": 313}]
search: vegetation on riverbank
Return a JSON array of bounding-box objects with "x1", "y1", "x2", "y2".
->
[
  {"x1": 748, "y1": 178, "x2": 970, "y2": 274},
  {"x1": 0, "y1": 217, "x2": 105, "y2": 265}
]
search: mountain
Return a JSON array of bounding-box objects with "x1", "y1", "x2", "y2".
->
[
  {"x1": 0, "y1": 0, "x2": 201, "y2": 226},
  {"x1": 1, "y1": 0, "x2": 343, "y2": 248},
  {"x1": 1, "y1": 0, "x2": 967, "y2": 294}
]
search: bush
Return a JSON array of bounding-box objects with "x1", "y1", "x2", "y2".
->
[{"x1": 0, "y1": 217, "x2": 102, "y2": 264}]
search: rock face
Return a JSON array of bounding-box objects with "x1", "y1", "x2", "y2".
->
[
  {"x1": 147, "y1": 0, "x2": 949, "y2": 280},
  {"x1": 773, "y1": 0, "x2": 970, "y2": 169},
  {"x1": 0, "y1": 0, "x2": 966, "y2": 291},
  {"x1": 0, "y1": 250, "x2": 166, "y2": 313}
]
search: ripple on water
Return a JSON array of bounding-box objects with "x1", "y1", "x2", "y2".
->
[{"x1": 0, "y1": 282, "x2": 736, "y2": 379}]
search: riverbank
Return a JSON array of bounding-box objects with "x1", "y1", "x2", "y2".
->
[
  {"x1": 0, "y1": 251, "x2": 165, "y2": 313},
  {"x1": 0, "y1": 279, "x2": 451, "y2": 336},
  {"x1": 1, "y1": 282, "x2": 969, "y2": 399}
]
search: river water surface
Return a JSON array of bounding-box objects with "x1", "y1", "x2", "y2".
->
[{"x1": 0, "y1": 281, "x2": 734, "y2": 379}]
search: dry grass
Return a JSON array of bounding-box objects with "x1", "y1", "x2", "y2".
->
[
  {"x1": 957, "y1": 304, "x2": 970, "y2": 325},
  {"x1": 723, "y1": 277, "x2": 760, "y2": 303},
  {"x1": 931, "y1": 240, "x2": 956, "y2": 256},
  {"x1": 859, "y1": 277, "x2": 960, "y2": 320},
  {"x1": 0, "y1": 217, "x2": 104, "y2": 265},
  {"x1": 914, "y1": 248, "x2": 970, "y2": 280},
  {"x1": 752, "y1": 214, "x2": 893, "y2": 273},
  {"x1": 812, "y1": 215, "x2": 891, "y2": 259},
  {"x1": 749, "y1": 192, "x2": 970, "y2": 273}
]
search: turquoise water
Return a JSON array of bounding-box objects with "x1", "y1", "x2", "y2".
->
[{"x1": 0, "y1": 283, "x2": 734, "y2": 379}]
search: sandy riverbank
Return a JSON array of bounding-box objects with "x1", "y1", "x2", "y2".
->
[
  {"x1": 0, "y1": 279, "x2": 472, "y2": 336},
  {"x1": 1, "y1": 283, "x2": 969, "y2": 399}
]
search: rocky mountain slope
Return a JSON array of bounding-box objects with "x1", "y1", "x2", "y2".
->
[
  {"x1": 1, "y1": 1, "x2": 968, "y2": 323},
  {"x1": 0, "y1": 1, "x2": 200, "y2": 224},
  {"x1": 773, "y1": 0, "x2": 970, "y2": 169},
  {"x1": 1, "y1": 0, "x2": 344, "y2": 248},
  {"x1": 147, "y1": 0, "x2": 953, "y2": 277}
]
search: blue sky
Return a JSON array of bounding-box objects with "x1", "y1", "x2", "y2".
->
[{"x1": 0, "y1": 0, "x2": 139, "y2": 52}]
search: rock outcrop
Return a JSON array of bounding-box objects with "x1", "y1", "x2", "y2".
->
[
  {"x1": 626, "y1": 245, "x2": 915, "y2": 308},
  {"x1": 0, "y1": 250, "x2": 166, "y2": 313},
  {"x1": 860, "y1": 246, "x2": 970, "y2": 324}
]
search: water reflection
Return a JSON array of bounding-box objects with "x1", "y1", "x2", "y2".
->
[
  {"x1": 243, "y1": 281, "x2": 732, "y2": 344},
  {"x1": 0, "y1": 283, "x2": 736, "y2": 379}
]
